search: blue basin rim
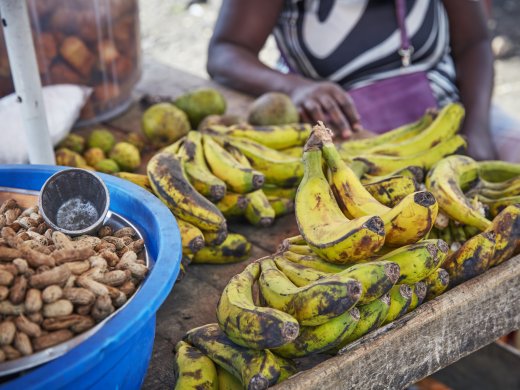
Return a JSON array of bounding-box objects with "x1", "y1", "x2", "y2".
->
[{"x1": 0, "y1": 164, "x2": 181, "y2": 387}]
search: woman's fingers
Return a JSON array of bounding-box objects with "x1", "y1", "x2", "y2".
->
[
  {"x1": 333, "y1": 90, "x2": 363, "y2": 132},
  {"x1": 318, "y1": 95, "x2": 352, "y2": 139}
]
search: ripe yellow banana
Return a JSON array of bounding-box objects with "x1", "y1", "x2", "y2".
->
[
  {"x1": 147, "y1": 149, "x2": 227, "y2": 232},
  {"x1": 362, "y1": 165, "x2": 424, "y2": 184},
  {"x1": 113, "y1": 172, "x2": 153, "y2": 192},
  {"x1": 216, "y1": 262, "x2": 299, "y2": 350},
  {"x1": 205, "y1": 123, "x2": 311, "y2": 150},
  {"x1": 217, "y1": 365, "x2": 243, "y2": 390},
  {"x1": 184, "y1": 323, "x2": 283, "y2": 389},
  {"x1": 215, "y1": 192, "x2": 249, "y2": 218},
  {"x1": 318, "y1": 126, "x2": 437, "y2": 246},
  {"x1": 193, "y1": 233, "x2": 250, "y2": 264},
  {"x1": 337, "y1": 294, "x2": 391, "y2": 351},
  {"x1": 273, "y1": 308, "x2": 360, "y2": 358},
  {"x1": 378, "y1": 239, "x2": 448, "y2": 284},
  {"x1": 443, "y1": 231, "x2": 496, "y2": 286},
  {"x1": 245, "y1": 190, "x2": 276, "y2": 227},
  {"x1": 202, "y1": 134, "x2": 264, "y2": 193},
  {"x1": 424, "y1": 268, "x2": 450, "y2": 301},
  {"x1": 355, "y1": 134, "x2": 467, "y2": 175},
  {"x1": 406, "y1": 281, "x2": 427, "y2": 313},
  {"x1": 363, "y1": 175, "x2": 418, "y2": 207},
  {"x1": 338, "y1": 112, "x2": 435, "y2": 158},
  {"x1": 382, "y1": 284, "x2": 413, "y2": 325},
  {"x1": 174, "y1": 341, "x2": 218, "y2": 390},
  {"x1": 363, "y1": 103, "x2": 464, "y2": 157},
  {"x1": 267, "y1": 196, "x2": 295, "y2": 217},
  {"x1": 486, "y1": 204, "x2": 520, "y2": 267},
  {"x1": 296, "y1": 145, "x2": 385, "y2": 263},
  {"x1": 220, "y1": 136, "x2": 304, "y2": 187},
  {"x1": 273, "y1": 255, "x2": 328, "y2": 286},
  {"x1": 426, "y1": 155, "x2": 491, "y2": 231},
  {"x1": 259, "y1": 257, "x2": 361, "y2": 326},
  {"x1": 282, "y1": 251, "x2": 348, "y2": 273},
  {"x1": 178, "y1": 218, "x2": 205, "y2": 254},
  {"x1": 478, "y1": 160, "x2": 520, "y2": 182},
  {"x1": 178, "y1": 131, "x2": 227, "y2": 201},
  {"x1": 262, "y1": 185, "x2": 297, "y2": 200}
]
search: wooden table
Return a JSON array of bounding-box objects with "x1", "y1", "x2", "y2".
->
[{"x1": 100, "y1": 60, "x2": 520, "y2": 390}]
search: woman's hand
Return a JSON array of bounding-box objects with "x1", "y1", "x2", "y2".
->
[{"x1": 289, "y1": 80, "x2": 362, "y2": 139}]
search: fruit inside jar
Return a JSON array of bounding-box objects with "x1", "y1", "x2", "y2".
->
[{"x1": 0, "y1": 0, "x2": 141, "y2": 125}]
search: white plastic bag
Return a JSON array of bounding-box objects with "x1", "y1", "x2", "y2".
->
[{"x1": 0, "y1": 84, "x2": 91, "y2": 164}]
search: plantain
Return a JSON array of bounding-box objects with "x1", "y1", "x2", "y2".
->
[
  {"x1": 362, "y1": 165, "x2": 424, "y2": 185},
  {"x1": 216, "y1": 262, "x2": 300, "y2": 350},
  {"x1": 184, "y1": 323, "x2": 283, "y2": 390},
  {"x1": 215, "y1": 192, "x2": 250, "y2": 218},
  {"x1": 363, "y1": 175, "x2": 419, "y2": 207},
  {"x1": 378, "y1": 239, "x2": 448, "y2": 284},
  {"x1": 273, "y1": 308, "x2": 360, "y2": 358},
  {"x1": 354, "y1": 134, "x2": 467, "y2": 175},
  {"x1": 193, "y1": 233, "x2": 251, "y2": 264},
  {"x1": 220, "y1": 136, "x2": 304, "y2": 187},
  {"x1": 296, "y1": 142, "x2": 385, "y2": 263},
  {"x1": 282, "y1": 251, "x2": 348, "y2": 273},
  {"x1": 382, "y1": 284, "x2": 413, "y2": 325},
  {"x1": 336, "y1": 294, "x2": 391, "y2": 351},
  {"x1": 262, "y1": 185, "x2": 297, "y2": 200},
  {"x1": 267, "y1": 196, "x2": 295, "y2": 217},
  {"x1": 406, "y1": 281, "x2": 427, "y2": 313},
  {"x1": 178, "y1": 218, "x2": 205, "y2": 254},
  {"x1": 426, "y1": 155, "x2": 491, "y2": 231},
  {"x1": 205, "y1": 123, "x2": 311, "y2": 150},
  {"x1": 338, "y1": 112, "x2": 435, "y2": 158},
  {"x1": 245, "y1": 190, "x2": 276, "y2": 227},
  {"x1": 270, "y1": 354, "x2": 298, "y2": 383},
  {"x1": 280, "y1": 145, "x2": 304, "y2": 158},
  {"x1": 424, "y1": 268, "x2": 450, "y2": 301},
  {"x1": 281, "y1": 244, "x2": 315, "y2": 256},
  {"x1": 281, "y1": 235, "x2": 306, "y2": 246},
  {"x1": 478, "y1": 195, "x2": 520, "y2": 218},
  {"x1": 174, "y1": 341, "x2": 218, "y2": 390},
  {"x1": 259, "y1": 257, "x2": 361, "y2": 326},
  {"x1": 202, "y1": 134, "x2": 264, "y2": 193},
  {"x1": 478, "y1": 160, "x2": 520, "y2": 183},
  {"x1": 362, "y1": 103, "x2": 464, "y2": 157},
  {"x1": 486, "y1": 204, "x2": 520, "y2": 267},
  {"x1": 202, "y1": 229, "x2": 228, "y2": 246},
  {"x1": 273, "y1": 255, "x2": 328, "y2": 286},
  {"x1": 318, "y1": 125, "x2": 437, "y2": 246},
  {"x1": 217, "y1": 365, "x2": 243, "y2": 390},
  {"x1": 147, "y1": 148, "x2": 227, "y2": 232},
  {"x1": 113, "y1": 172, "x2": 153, "y2": 192}
]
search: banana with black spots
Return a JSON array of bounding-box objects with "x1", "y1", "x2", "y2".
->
[
  {"x1": 282, "y1": 251, "x2": 348, "y2": 273},
  {"x1": 267, "y1": 196, "x2": 295, "y2": 217},
  {"x1": 382, "y1": 284, "x2": 413, "y2": 325},
  {"x1": 406, "y1": 281, "x2": 427, "y2": 313},
  {"x1": 486, "y1": 204, "x2": 520, "y2": 267},
  {"x1": 424, "y1": 268, "x2": 450, "y2": 301},
  {"x1": 193, "y1": 233, "x2": 250, "y2": 264},
  {"x1": 215, "y1": 192, "x2": 250, "y2": 218},
  {"x1": 363, "y1": 175, "x2": 419, "y2": 207},
  {"x1": 245, "y1": 190, "x2": 276, "y2": 227},
  {"x1": 174, "y1": 341, "x2": 218, "y2": 390},
  {"x1": 178, "y1": 218, "x2": 205, "y2": 254}
]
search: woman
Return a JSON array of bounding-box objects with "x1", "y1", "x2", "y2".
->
[{"x1": 207, "y1": 0, "x2": 508, "y2": 161}]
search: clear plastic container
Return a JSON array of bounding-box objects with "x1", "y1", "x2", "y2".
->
[{"x1": 0, "y1": 0, "x2": 141, "y2": 126}]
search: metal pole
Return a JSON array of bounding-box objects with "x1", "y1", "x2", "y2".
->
[{"x1": 0, "y1": 0, "x2": 55, "y2": 164}]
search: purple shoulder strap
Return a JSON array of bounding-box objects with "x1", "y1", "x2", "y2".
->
[{"x1": 395, "y1": 0, "x2": 413, "y2": 67}]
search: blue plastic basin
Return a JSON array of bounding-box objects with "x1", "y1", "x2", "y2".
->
[{"x1": 0, "y1": 165, "x2": 181, "y2": 389}]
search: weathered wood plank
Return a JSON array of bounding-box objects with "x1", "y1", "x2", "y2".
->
[
  {"x1": 273, "y1": 255, "x2": 520, "y2": 390},
  {"x1": 431, "y1": 341, "x2": 520, "y2": 390}
]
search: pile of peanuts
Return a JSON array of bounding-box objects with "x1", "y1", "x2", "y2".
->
[{"x1": 0, "y1": 198, "x2": 148, "y2": 362}]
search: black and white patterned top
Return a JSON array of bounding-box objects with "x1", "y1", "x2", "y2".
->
[{"x1": 273, "y1": 0, "x2": 459, "y2": 105}]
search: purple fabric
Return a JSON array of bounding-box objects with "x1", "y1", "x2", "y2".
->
[{"x1": 348, "y1": 71, "x2": 438, "y2": 134}]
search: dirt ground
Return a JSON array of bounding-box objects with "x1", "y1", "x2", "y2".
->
[{"x1": 140, "y1": 0, "x2": 520, "y2": 121}]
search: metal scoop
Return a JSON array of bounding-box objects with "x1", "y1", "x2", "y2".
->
[{"x1": 39, "y1": 168, "x2": 110, "y2": 236}]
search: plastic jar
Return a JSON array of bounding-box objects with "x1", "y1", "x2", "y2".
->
[{"x1": 0, "y1": 0, "x2": 141, "y2": 126}]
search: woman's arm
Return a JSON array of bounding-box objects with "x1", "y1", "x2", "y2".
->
[
  {"x1": 442, "y1": 0, "x2": 497, "y2": 160},
  {"x1": 207, "y1": 0, "x2": 360, "y2": 137}
]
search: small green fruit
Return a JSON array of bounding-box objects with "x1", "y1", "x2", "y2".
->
[
  {"x1": 95, "y1": 159, "x2": 120, "y2": 174},
  {"x1": 109, "y1": 142, "x2": 141, "y2": 171},
  {"x1": 248, "y1": 92, "x2": 299, "y2": 126},
  {"x1": 126, "y1": 132, "x2": 147, "y2": 151},
  {"x1": 88, "y1": 129, "x2": 116, "y2": 153},
  {"x1": 83, "y1": 147, "x2": 106, "y2": 167},
  {"x1": 57, "y1": 134, "x2": 86, "y2": 154},
  {"x1": 142, "y1": 103, "x2": 190, "y2": 148},
  {"x1": 55, "y1": 148, "x2": 87, "y2": 168},
  {"x1": 174, "y1": 88, "x2": 227, "y2": 128}
]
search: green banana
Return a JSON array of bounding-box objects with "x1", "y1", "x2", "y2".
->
[
  {"x1": 486, "y1": 204, "x2": 520, "y2": 267},
  {"x1": 259, "y1": 257, "x2": 361, "y2": 326},
  {"x1": 478, "y1": 160, "x2": 520, "y2": 182},
  {"x1": 426, "y1": 155, "x2": 491, "y2": 230},
  {"x1": 296, "y1": 145, "x2": 385, "y2": 263},
  {"x1": 280, "y1": 145, "x2": 304, "y2": 158},
  {"x1": 262, "y1": 185, "x2": 297, "y2": 200},
  {"x1": 273, "y1": 308, "x2": 360, "y2": 358},
  {"x1": 147, "y1": 148, "x2": 227, "y2": 232},
  {"x1": 203, "y1": 134, "x2": 264, "y2": 193},
  {"x1": 245, "y1": 190, "x2": 276, "y2": 227},
  {"x1": 179, "y1": 131, "x2": 226, "y2": 201},
  {"x1": 174, "y1": 341, "x2": 218, "y2": 390},
  {"x1": 184, "y1": 323, "x2": 283, "y2": 390},
  {"x1": 424, "y1": 268, "x2": 450, "y2": 301},
  {"x1": 382, "y1": 284, "x2": 413, "y2": 325},
  {"x1": 267, "y1": 196, "x2": 295, "y2": 217},
  {"x1": 216, "y1": 263, "x2": 300, "y2": 350},
  {"x1": 407, "y1": 281, "x2": 427, "y2": 313},
  {"x1": 193, "y1": 233, "x2": 251, "y2": 264},
  {"x1": 378, "y1": 239, "x2": 449, "y2": 284},
  {"x1": 281, "y1": 244, "x2": 315, "y2": 256},
  {"x1": 217, "y1": 365, "x2": 243, "y2": 390}
]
